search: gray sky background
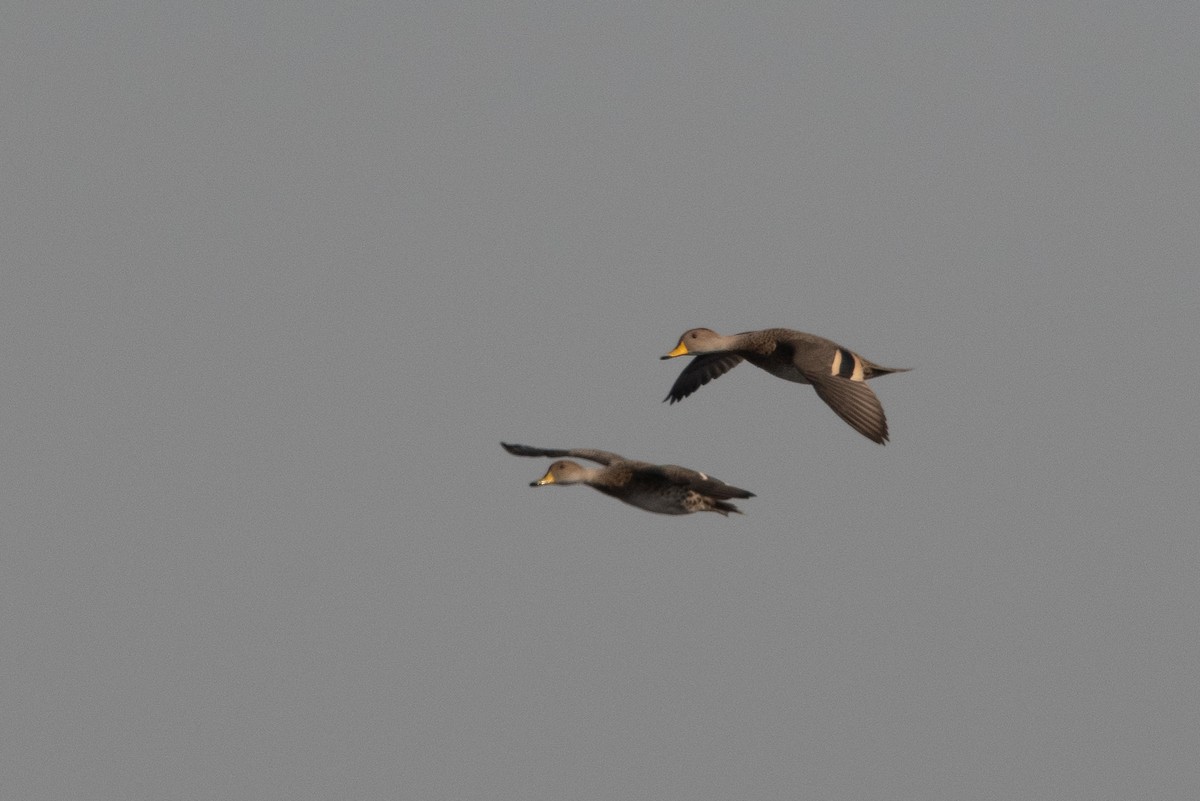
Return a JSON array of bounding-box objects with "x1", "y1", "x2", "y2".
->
[{"x1": 2, "y1": 3, "x2": 1198, "y2": 799}]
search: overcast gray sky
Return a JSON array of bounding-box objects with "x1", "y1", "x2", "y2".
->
[{"x1": 2, "y1": 3, "x2": 1198, "y2": 799}]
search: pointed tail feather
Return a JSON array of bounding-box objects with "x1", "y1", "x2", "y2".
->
[
  {"x1": 710, "y1": 500, "x2": 743, "y2": 515},
  {"x1": 862, "y1": 363, "x2": 911, "y2": 379}
]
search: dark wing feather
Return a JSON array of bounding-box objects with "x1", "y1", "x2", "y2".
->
[
  {"x1": 645, "y1": 465, "x2": 755, "y2": 499},
  {"x1": 807, "y1": 376, "x2": 890, "y2": 444},
  {"x1": 500, "y1": 442, "x2": 625, "y2": 465},
  {"x1": 664, "y1": 354, "x2": 744, "y2": 404}
]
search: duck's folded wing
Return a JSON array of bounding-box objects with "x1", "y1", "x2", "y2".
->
[
  {"x1": 648, "y1": 465, "x2": 755, "y2": 499},
  {"x1": 664, "y1": 354, "x2": 744, "y2": 404},
  {"x1": 501, "y1": 443, "x2": 625, "y2": 465},
  {"x1": 807, "y1": 375, "x2": 890, "y2": 444}
]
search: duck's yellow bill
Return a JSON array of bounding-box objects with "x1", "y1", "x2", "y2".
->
[{"x1": 664, "y1": 342, "x2": 690, "y2": 358}]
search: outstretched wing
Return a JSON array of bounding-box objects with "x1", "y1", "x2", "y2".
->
[
  {"x1": 646, "y1": 464, "x2": 755, "y2": 500},
  {"x1": 663, "y1": 354, "x2": 744, "y2": 404},
  {"x1": 807, "y1": 374, "x2": 890, "y2": 444},
  {"x1": 500, "y1": 442, "x2": 625, "y2": 466}
]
